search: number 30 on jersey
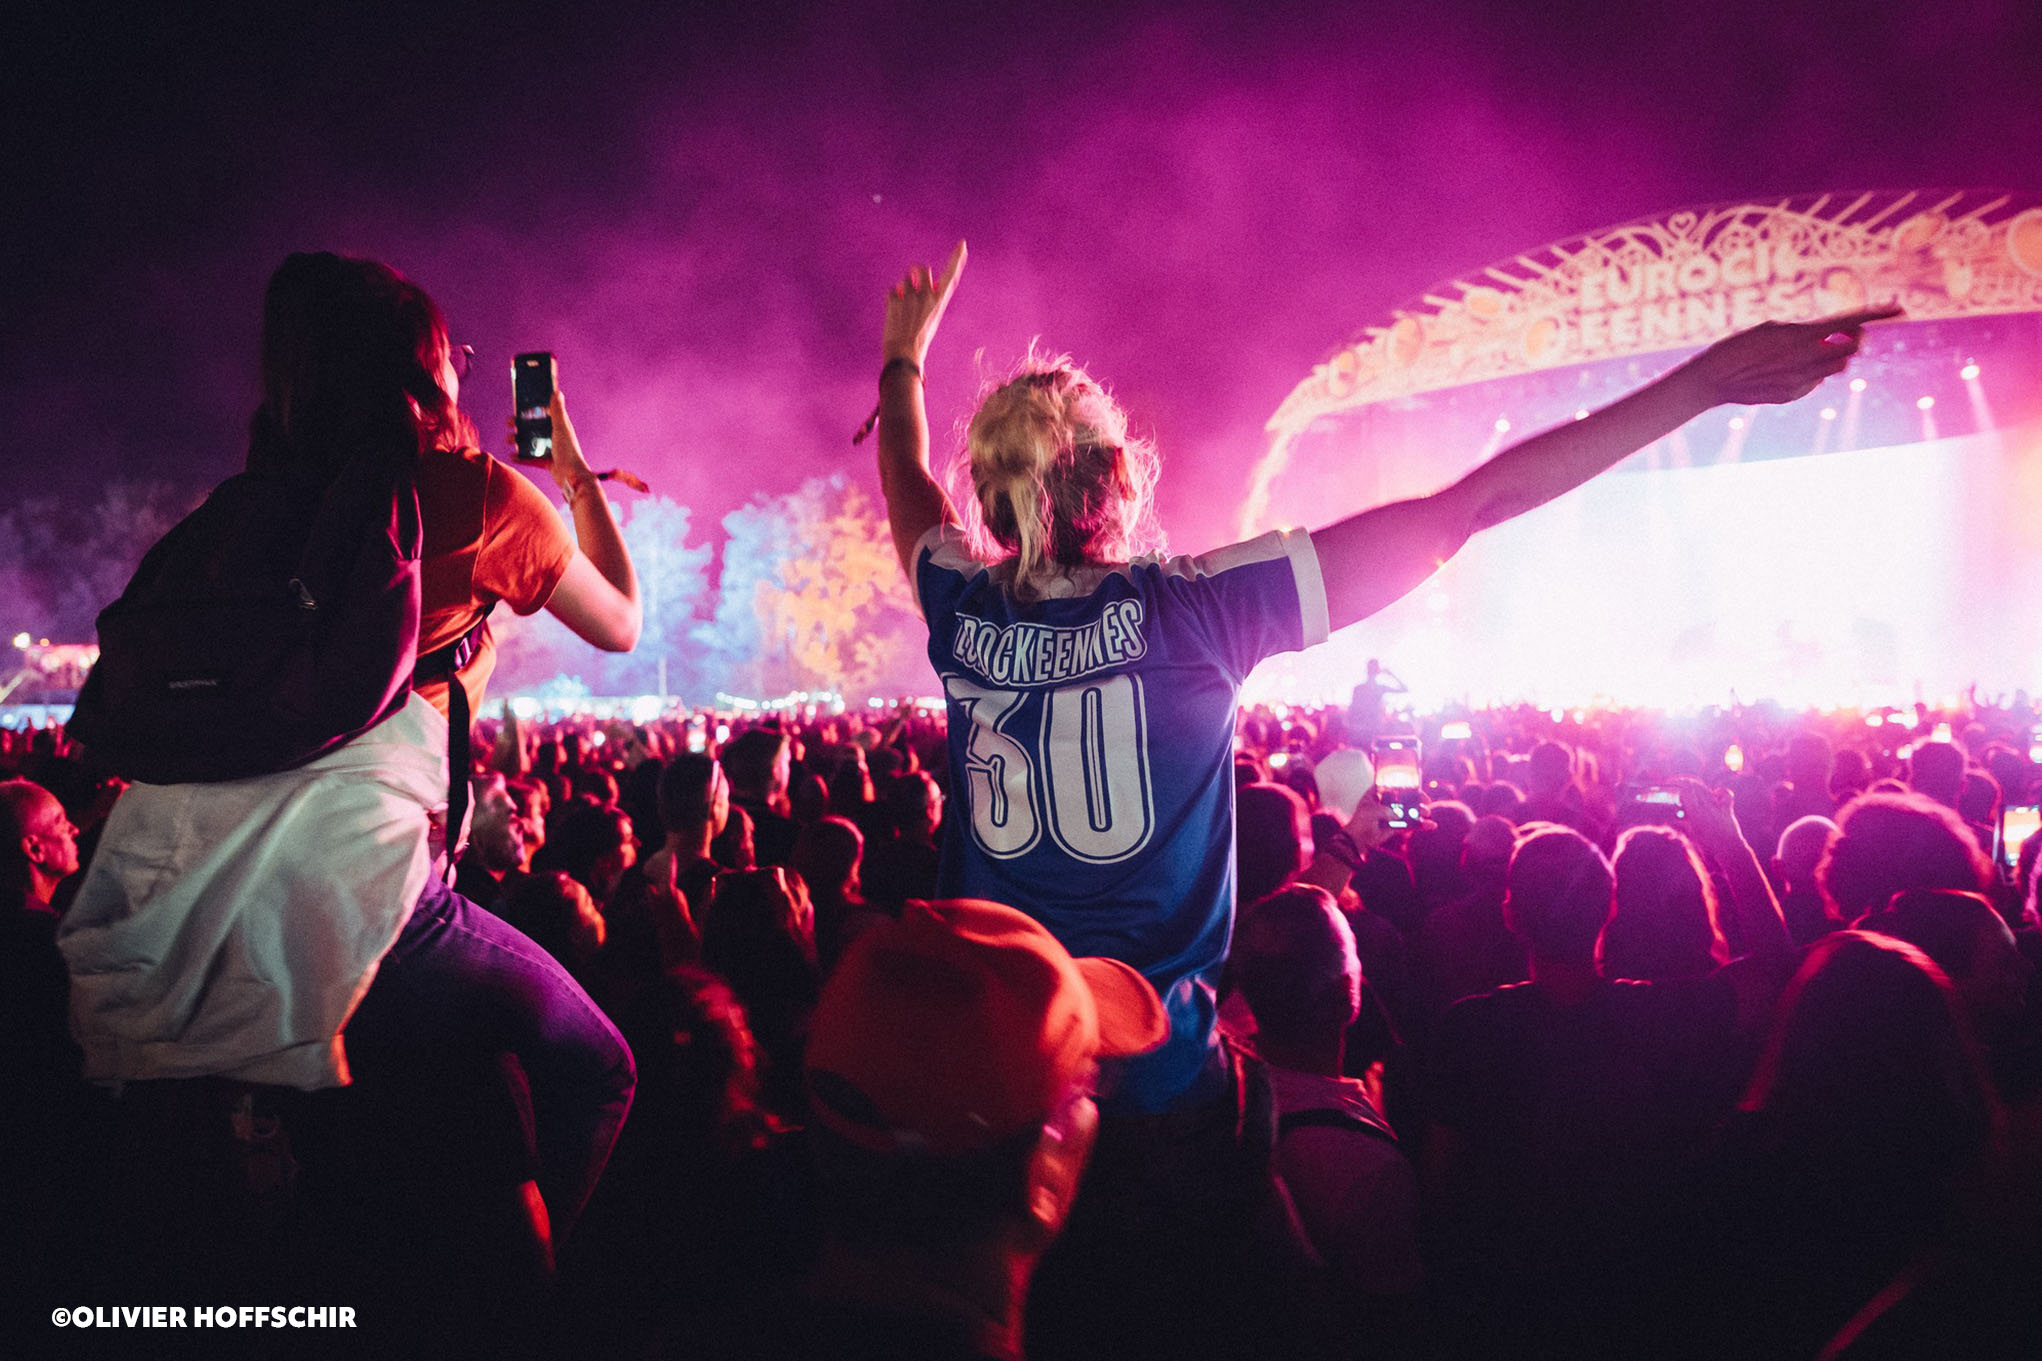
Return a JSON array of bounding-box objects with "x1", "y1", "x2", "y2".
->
[{"x1": 943, "y1": 673, "x2": 1156, "y2": 864}]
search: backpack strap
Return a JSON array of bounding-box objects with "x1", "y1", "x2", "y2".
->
[
  {"x1": 414, "y1": 607, "x2": 493, "y2": 867},
  {"x1": 1276, "y1": 1105, "x2": 1401, "y2": 1147}
]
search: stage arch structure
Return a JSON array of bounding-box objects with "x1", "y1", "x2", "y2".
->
[{"x1": 1243, "y1": 190, "x2": 2042, "y2": 710}]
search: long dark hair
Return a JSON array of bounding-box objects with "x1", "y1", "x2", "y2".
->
[{"x1": 246, "y1": 251, "x2": 477, "y2": 483}]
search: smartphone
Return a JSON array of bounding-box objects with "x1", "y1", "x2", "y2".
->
[
  {"x1": 1440, "y1": 720, "x2": 1473, "y2": 742},
  {"x1": 2002, "y1": 803, "x2": 2040, "y2": 869},
  {"x1": 512, "y1": 352, "x2": 557, "y2": 462},
  {"x1": 1621, "y1": 783, "x2": 1686, "y2": 821},
  {"x1": 1371, "y1": 737, "x2": 1423, "y2": 829}
]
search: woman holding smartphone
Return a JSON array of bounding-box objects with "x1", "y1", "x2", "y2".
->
[
  {"x1": 62, "y1": 252, "x2": 641, "y2": 1245},
  {"x1": 872, "y1": 239, "x2": 1894, "y2": 1114}
]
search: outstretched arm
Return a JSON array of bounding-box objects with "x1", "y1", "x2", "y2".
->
[
  {"x1": 875, "y1": 241, "x2": 967, "y2": 577},
  {"x1": 1309, "y1": 306, "x2": 1899, "y2": 633}
]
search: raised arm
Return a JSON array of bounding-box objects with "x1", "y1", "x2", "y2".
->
[
  {"x1": 538, "y1": 390, "x2": 642, "y2": 652},
  {"x1": 1309, "y1": 306, "x2": 1900, "y2": 633},
  {"x1": 875, "y1": 240, "x2": 967, "y2": 576},
  {"x1": 1673, "y1": 777, "x2": 1792, "y2": 958}
]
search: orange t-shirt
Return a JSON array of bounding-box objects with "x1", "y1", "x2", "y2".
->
[{"x1": 413, "y1": 447, "x2": 576, "y2": 719}]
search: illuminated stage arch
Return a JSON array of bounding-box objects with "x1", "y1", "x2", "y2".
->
[{"x1": 1244, "y1": 190, "x2": 2042, "y2": 709}]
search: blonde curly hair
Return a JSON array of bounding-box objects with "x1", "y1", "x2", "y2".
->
[{"x1": 956, "y1": 352, "x2": 1160, "y2": 599}]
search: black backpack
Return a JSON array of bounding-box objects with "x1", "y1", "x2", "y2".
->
[{"x1": 70, "y1": 445, "x2": 424, "y2": 785}]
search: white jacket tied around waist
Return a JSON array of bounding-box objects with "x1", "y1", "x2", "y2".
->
[{"x1": 59, "y1": 693, "x2": 449, "y2": 1090}]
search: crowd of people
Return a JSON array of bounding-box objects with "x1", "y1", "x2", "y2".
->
[
  {"x1": 9, "y1": 691, "x2": 2042, "y2": 1357},
  {"x1": 7, "y1": 243, "x2": 2033, "y2": 1360}
]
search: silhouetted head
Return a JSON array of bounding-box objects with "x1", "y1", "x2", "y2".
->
[
  {"x1": 1817, "y1": 791, "x2": 1992, "y2": 924},
  {"x1": 827, "y1": 752, "x2": 875, "y2": 815},
  {"x1": 721, "y1": 728, "x2": 791, "y2": 801},
  {"x1": 1461, "y1": 814, "x2": 1519, "y2": 885},
  {"x1": 249, "y1": 251, "x2": 477, "y2": 482},
  {"x1": 702, "y1": 866, "x2": 817, "y2": 976},
  {"x1": 620, "y1": 965, "x2": 770, "y2": 1150},
  {"x1": 533, "y1": 796, "x2": 639, "y2": 901},
  {"x1": 1864, "y1": 889, "x2": 2031, "y2": 1035},
  {"x1": 789, "y1": 771, "x2": 831, "y2": 825},
  {"x1": 1784, "y1": 731, "x2": 1832, "y2": 790},
  {"x1": 711, "y1": 802, "x2": 756, "y2": 870},
  {"x1": 1410, "y1": 800, "x2": 1475, "y2": 904},
  {"x1": 794, "y1": 816, "x2": 864, "y2": 904},
  {"x1": 1601, "y1": 825, "x2": 1726, "y2": 982},
  {"x1": 1235, "y1": 781, "x2": 1311, "y2": 907},
  {"x1": 1232, "y1": 885, "x2": 1363, "y2": 1050},
  {"x1": 1829, "y1": 748, "x2": 1870, "y2": 802},
  {"x1": 658, "y1": 752, "x2": 730, "y2": 836},
  {"x1": 1959, "y1": 769, "x2": 2001, "y2": 828},
  {"x1": 884, "y1": 770, "x2": 944, "y2": 842},
  {"x1": 1525, "y1": 742, "x2": 1574, "y2": 799},
  {"x1": 1744, "y1": 931, "x2": 1996, "y2": 1174},
  {"x1": 1503, "y1": 825, "x2": 1613, "y2": 963},
  {"x1": 1478, "y1": 780, "x2": 1526, "y2": 822},
  {"x1": 963, "y1": 357, "x2": 1159, "y2": 599},
  {"x1": 1909, "y1": 741, "x2": 1967, "y2": 808},
  {"x1": 1774, "y1": 815, "x2": 1839, "y2": 894}
]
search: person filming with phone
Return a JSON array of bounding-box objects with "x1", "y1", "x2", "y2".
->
[{"x1": 59, "y1": 253, "x2": 642, "y2": 1322}]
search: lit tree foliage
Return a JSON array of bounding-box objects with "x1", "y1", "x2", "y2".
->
[
  {"x1": 697, "y1": 475, "x2": 923, "y2": 699},
  {"x1": 492, "y1": 494, "x2": 712, "y2": 698}
]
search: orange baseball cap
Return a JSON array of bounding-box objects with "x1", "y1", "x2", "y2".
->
[{"x1": 806, "y1": 898, "x2": 1167, "y2": 1156}]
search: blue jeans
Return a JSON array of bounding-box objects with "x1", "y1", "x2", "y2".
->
[{"x1": 342, "y1": 874, "x2": 636, "y2": 1233}]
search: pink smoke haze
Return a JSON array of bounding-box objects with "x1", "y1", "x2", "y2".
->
[{"x1": 8, "y1": 0, "x2": 2040, "y2": 699}]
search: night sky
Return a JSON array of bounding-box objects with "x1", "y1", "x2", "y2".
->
[{"x1": 9, "y1": 0, "x2": 2040, "y2": 562}]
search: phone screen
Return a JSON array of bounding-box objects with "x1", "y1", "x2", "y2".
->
[
  {"x1": 1372, "y1": 737, "x2": 1423, "y2": 829},
  {"x1": 2003, "y1": 804, "x2": 2041, "y2": 868},
  {"x1": 512, "y1": 352, "x2": 556, "y2": 462}
]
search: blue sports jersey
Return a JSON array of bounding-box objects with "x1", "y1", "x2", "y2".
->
[{"x1": 915, "y1": 523, "x2": 1330, "y2": 1111}]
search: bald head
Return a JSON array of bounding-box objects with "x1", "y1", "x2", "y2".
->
[
  {"x1": 1, "y1": 779, "x2": 80, "y2": 905},
  {"x1": 1774, "y1": 815, "x2": 1839, "y2": 893}
]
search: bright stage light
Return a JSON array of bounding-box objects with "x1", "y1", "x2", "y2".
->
[
  {"x1": 1725, "y1": 744, "x2": 1745, "y2": 773},
  {"x1": 1820, "y1": 408, "x2": 1837, "y2": 420},
  {"x1": 1574, "y1": 409, "x2": 1589, "y2": 421},
  {"x1": 1850, "y1": 378, "x2": 1868, "y2": 392},
  {"x1": 1494, "y1": 418, "x2": 1510, "y2": 433},
  {"x1": 1728, "y1": 417, "x2": 1745, "y2": 430},
  {"x1": 1960, "y1": 363, "x2": 1980, "y2": 380},
  {"x1": 1865, "y1": 713, "x2": 1883, "y2": 727},
  {"x1": 1932, "y1": 722, "x2": 1953, "y2": 744},
  {"x1": 1917, "y1": 396, "x2": 1935, "y2": 411}
]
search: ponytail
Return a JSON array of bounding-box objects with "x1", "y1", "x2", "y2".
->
[{"x1": 963, "y1": 356, "x2": 1157, "y2": 599}]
